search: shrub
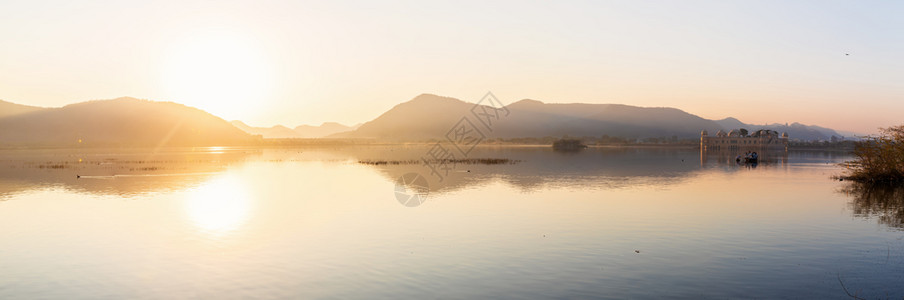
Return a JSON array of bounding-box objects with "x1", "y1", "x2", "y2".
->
[{"x1": 843, "y1": 125, "x2": 904, "y2": 183}]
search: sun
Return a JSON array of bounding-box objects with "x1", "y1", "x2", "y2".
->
[{"x1": 161, "y1": 31, "x2": 273, "y2": 120}]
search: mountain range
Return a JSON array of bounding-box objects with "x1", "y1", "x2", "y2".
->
[
  {"x1": 332, "y1": 94, "x2": 846, "y2": 141},
  {"x1": 713, "y1": 117, "x2": 846, "y2": 142},
  {"x1": 0, "y1": 94, "x2": 849, "y2": 146},
  {"x1": 0, "y1": 100, "x2": 44, "y2": 119},
  {"x1": 0, "y1": 97, "x2": 254, "y2": 146},
  {"x1": 230, "y1": 120, "x2": 360, "y2": 139}
]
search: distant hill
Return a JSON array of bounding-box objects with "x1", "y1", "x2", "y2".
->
[
  {"x1": 713, "y1": 117, "x2": 747, "y2": 130},
  {"x1": 496, "y1": 99, "x2": 723, "y2": 139},
  {"x1": 715, "y1": 118, "x2": 844, "y2": 141},
  {"x1": 230, "y1": 120, "x2": 358, "y2": 138},
  {"x1": 336, "y1": 94, "x2": 475, "y2": 140},
  {"x1": 335, "y1": 94, "x2": 847, "y2": 141},
  {"x1": 0, "y1": 97, "x2": 255, "y2": 146},
  {"x1": 1, "y1": 94, "x2": 849, "y2": 146},
  {"x1": 0, "y1": 100, "x2": 46, "y2": 119},
  {"x1": 230, "y1": 121, "x2": 301, "y2": 139},
  {"x1": 294, "y1": 122, "x2": 360, "y2": 138},
  {"x1": 337, "y1": 94, "x2": 723, "y2": 140}
]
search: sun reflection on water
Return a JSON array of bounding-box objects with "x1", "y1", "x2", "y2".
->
[
  {"x1": 185, "y1": 174, "x2": 252, "y2": 235},
  {"x1": 206, "y1": 146, "x2": 226, "y2": 154}
]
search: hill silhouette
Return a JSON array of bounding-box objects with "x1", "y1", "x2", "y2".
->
[
  {"x1": 333, "y1": 94, "x2": 844, "y2": 141},
  {"x1": 715, "y1": 118, "x2": 842, "y2": 141},
  {"x1": 332, "y1": 94, "x2": 713, "y2": 140},
  {"x1": 230, "y1": 120, "x2": 358, "y2": 138},
  {"x1": 0, "y1": 97, "x2": 255, "y2": 146},
  {"x1": 1, "y1": 94, "x2": 846, "y2": 145},
  {"x1": 294, "y1": 122, "x2": 360, "y2": 138},
  {"x1": 495, "y1": 99, "x2": 722, "y2": 139},
  {"x1": 0, "y1": 100, "x2": 46, "y2": 119},
  {"x1": 230, "y1": 121, "x2": 300, "y2": 139},
  {"x1": 337, "y1": 94, "x2": 474, "y2": 140}
]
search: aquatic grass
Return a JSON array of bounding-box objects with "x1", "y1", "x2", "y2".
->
[
  {"x1": 358, "y1": 158, "x2": 521, "y2": 166},
  {"x1": 37, "y1": 164, "x2": 68, "y2": 169},
  {"x1": 357, "y1": 160, "x2": 420, "y2": 165}
]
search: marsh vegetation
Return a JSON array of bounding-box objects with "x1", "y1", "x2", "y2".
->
[
  {"x1": 842, "y1": 125, "x2": 904, "y2": 184},
  {"x1": 357, "y1": 158, "x2": 520, "y2": 166}
]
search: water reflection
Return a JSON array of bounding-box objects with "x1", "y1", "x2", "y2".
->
[
  {"x1": 0, "y1": 146, "x2": 822, "y2": 200},
  {"x1": 361, "y1": 147, "x2": 802, "y2": 195},
  {"x1": 700, "y1": 148, "x2": 789, "y2": 166},
  {"x1": 842, "y1": 183, "x2": 904, "y2": 230},
  {"x1": 0, "y1": 147, "x2": 258, "y2": 198},
  {"x1": 6, "y1": 146, "x2": 904, "y2": 299},
  {"x1": 185, "y1": 174, "x2": 252, "y2": 234}
]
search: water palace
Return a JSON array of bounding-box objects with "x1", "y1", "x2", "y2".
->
[{"x1": 700, "y1": 129, "x2": 789, "y2": 151}]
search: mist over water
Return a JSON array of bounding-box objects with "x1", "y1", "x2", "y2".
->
[{"x1": 1, "y1": 146, "x2": 902, "y2": 299}]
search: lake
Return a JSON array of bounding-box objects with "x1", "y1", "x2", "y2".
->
[{"x1": 1, "y1": 146, "x2": 902, "y2": 299}]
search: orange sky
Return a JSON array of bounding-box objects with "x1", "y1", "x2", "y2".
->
[{"x1": 1, "y1": 1, "x2": 901, "y2": 134}]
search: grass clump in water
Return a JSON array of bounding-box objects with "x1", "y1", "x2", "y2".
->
[
  {"x1": 841, "y1": 124, "x2": 904, "y2": 184},
  {"x1": 358, "y1": 158, "x2": 520, "y2": 165}
]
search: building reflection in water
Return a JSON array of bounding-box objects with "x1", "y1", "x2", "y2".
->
[{"x1": 700, "y1": 148, "x2": 789, "y2": 167}]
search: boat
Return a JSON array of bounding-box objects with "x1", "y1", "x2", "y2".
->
[
  {"x1": 744, "y1": 152, "x2": 759, "y2": 164},
  {"x1": 735, "y1": 152, "x2": 760, "y2": 164}
]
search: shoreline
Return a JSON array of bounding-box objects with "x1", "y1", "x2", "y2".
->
[{"x1": 0, "y1": 142, "x2": 854, "y2": 152}]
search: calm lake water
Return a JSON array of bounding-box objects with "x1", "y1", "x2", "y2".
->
[{"x1": 1, "y1": 146, "x2": 902, "y2": 299}]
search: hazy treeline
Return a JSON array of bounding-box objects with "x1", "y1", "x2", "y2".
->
[{"x1": 479, "y1": 135, "x2": 698, "y2": 146}]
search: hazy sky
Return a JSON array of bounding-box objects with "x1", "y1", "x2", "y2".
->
[{"x1": 1, "y1": 0, "x2": 901, "y2": 134}]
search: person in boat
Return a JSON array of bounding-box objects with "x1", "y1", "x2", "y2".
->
[{"x1": 735, "y1": 155, "x2": 742, "y2": 163}]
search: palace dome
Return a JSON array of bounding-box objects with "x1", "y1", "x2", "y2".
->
[
  {"x1": 728, "y1": 129, "x2": 739, "y2": 137},
  {"x1": 716, "y1": 130, "x2": 727, "y2": 137}
]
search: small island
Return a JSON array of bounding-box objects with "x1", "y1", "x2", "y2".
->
[{"x1": 552, "y1": 139, "x2": 588, "y2": 151}]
